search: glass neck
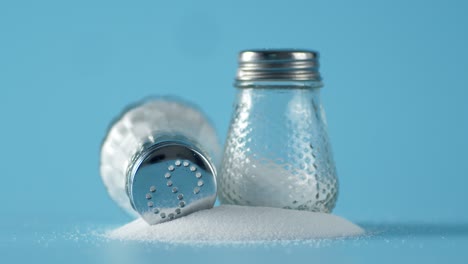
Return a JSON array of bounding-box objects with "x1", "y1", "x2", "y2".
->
[{"x1": 234, "y1": 80, "x2": 323, "y2": 89}]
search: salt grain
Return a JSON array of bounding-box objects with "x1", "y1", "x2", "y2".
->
[{"x1": 106, "y1": 205, "x2": 364, "y2": 244}]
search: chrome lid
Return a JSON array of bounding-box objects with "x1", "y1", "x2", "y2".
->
[
  {"x1": 127, "y1": 140, "x2": 217, "y2": 225},
  {"x1": 236, "y1": 49, "x2": 321, "y2": 82}
]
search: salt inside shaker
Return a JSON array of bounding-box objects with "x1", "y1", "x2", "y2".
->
[
  {"x1": 219, "y1": 50, "x2": 339, "y2": 213},
  {"x1": 100, "y1": 97, "x2": 221, "y2": 224}
]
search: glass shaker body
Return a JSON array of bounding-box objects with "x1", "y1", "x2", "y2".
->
[{"x1": 219, "y1": 50, "x2": 338, "y2": 213}]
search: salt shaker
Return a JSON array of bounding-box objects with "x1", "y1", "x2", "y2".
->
[
  {"x1": 219, "y1": 50, "x2": 339, "y2": 213},
  {"x1": 100, "y1": 97, "x2": 221, "y2": 224}
]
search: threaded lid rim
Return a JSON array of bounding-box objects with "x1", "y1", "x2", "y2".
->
[{"x1": 236, "y1": 49, "x2": 321, "y2": 82}]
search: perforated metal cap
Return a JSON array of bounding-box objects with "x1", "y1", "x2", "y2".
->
[
  {"x1": 236, "y1": 49, "x2": 321, "y2": 82},
  {"x1": 127, "y1": 140, "x2": 217, "y2": 225}
]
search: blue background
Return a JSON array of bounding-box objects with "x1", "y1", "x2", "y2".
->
[{"x1": 1, "y1": 0, "x2": 467, "y2": 263}]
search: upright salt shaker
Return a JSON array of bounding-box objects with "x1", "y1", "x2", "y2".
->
[
  {"x1": 100, "y1": 98, "x2": 220, "y2": 224},
  {"x1": 219, "y1": 50, "x2": 339, "y2": 213}
]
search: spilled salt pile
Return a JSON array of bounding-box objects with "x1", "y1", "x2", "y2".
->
[{"x1": 107, "y1": 205, "x2": 364, "y2": 244}]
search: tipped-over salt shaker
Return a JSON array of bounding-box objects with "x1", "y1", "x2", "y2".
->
[
  {"x1": 219, "y1": 50, "x2": 339, "y2": 213},
  {"x1": 100, "y1": 97, "x2": 221, "y2": 224}
]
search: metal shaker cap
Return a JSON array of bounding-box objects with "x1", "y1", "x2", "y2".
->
[
  {"x1": 127, "y1": 140, "x2": 217, "y2": 225},
  {"x1": 236, "y1": 49, "x2": 321, "y2": 82}
]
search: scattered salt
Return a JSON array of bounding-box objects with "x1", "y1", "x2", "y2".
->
[{"x1": 106, "y1": 205, "x2": 364, "y2": 244}]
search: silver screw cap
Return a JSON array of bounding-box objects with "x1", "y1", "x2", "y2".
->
[
  {"x1": 236, "y1": 49, "x2": 321, "y2": 82},
  {"x1": 127, "y1": 141, "x2": 217, "y2": 225}
]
